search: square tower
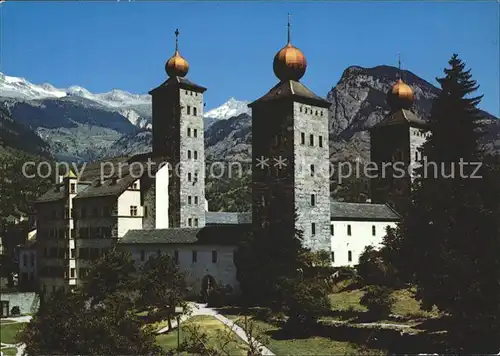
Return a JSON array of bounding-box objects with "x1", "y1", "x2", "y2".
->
[
  {"x1": 249, "y1": 80, "x2": 331, "y2": 251},
  {"x1": 370, "y1": 108, "x2": 429, "y2": 210},
  {"x1": 149, "y1": 77, "x2": 207, "y2": 228}
]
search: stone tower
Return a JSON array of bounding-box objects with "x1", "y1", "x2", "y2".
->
[
  {"x1": 369, "y1": 61, "x2": 429, "y2": 210},
  {"x1": 149, "y1": 29, "x2": 206, "y2": 228},
  {"x1": 249, "y1": 18, "x2": 331, "y2": 251}
]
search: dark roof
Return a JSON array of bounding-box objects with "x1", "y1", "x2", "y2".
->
[
  {"x1": 36, "y1": 184, "x2": 66, "y2": 203},
  {"x1": 79, "y1": 156, "x2": 130, "y2": 181},
  {"x1": 74, "y1": 155, "x2": 168, "y2": 200},
  {"x1": 118, "y1": 224, "x2": 251, "y2": 245},
  {"x1": 249, "y1": 80, "x2": 331, "y2": 108},
  {"x1": 149, "y1": 76, "x2": 207, "y2": 95},
  {"x1": 371, "y1": 109, "x2": 429, "y2": 130},
  {"x1": 330, "y1": 201, "x2": 400, "y2": 221},
  {"x1": 205, "y1": 212, "x2": 252, "y2": 225}
]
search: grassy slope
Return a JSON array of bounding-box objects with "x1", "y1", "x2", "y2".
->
[
  {"x1": 224, "y1": 315, "x2": 386, "y2": 356},
  {"x1": 327, "y1": 280, "x2": 439, "y2": 324},
  {"x1": 155, "y1": 315, "x2": 247, "y2": 355},
  {"x1": 0, "y1": 322, "x2": 26, "y2": 344}
]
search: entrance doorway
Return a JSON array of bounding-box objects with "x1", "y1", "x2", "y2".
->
[
  {"x1": 0, "y1": 301, "x2": 9, "y2": 317},
  {"x1": 200, "y1": 275, "x2": 216, "y2": 302}
]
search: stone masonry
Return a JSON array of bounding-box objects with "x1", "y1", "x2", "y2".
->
[
  {"x1": 292, "y1": 102, "x2": 331, "y2": 251},
  {"x1": 150, "y1": 80, "x2": 206, "y2": 228}
]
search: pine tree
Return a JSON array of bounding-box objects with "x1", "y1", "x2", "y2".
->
[
  {"x1": 400, "y1": 54, "x2": 500, "y2": 351},
  {"x1": 235, "y1": 185, "x2": 305, "y2": 308}
]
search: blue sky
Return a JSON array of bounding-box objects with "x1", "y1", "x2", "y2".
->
[{"x1": 1, "y1": 1, "x2": 499, "y2": 115}]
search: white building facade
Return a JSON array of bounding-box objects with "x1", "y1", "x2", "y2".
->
[{"x1": 329, "y1": 202, "x2": 399, "y2": 267}]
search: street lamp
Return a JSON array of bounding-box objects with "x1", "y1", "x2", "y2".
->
[{"x1": 174, "y1": 306, "x2": 184, "y2": 354}]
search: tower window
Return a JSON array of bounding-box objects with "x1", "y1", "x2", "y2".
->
[
  {"x1": 188, "y1": 218, "x2": 192, "y2": 227},
  {"x1": 187, "y1": 128, "x2": 191, "y2": 137},
  {"x1": 212, "y1": 251, "x2": 218, "y2": 263},
  {"x1": 194, "y1": 196, "x2": 199, "y2": 204},
  {"x1": 70, "y1": 183, "x2": 76, "y2": 194},
  {"x1": 309, "y1": 134, "x2": 314, "y2": 146},
  {"x1": 372, "y1": 225, "x2": 376, "y2": 236},
  {"x1": 193, "y1": 107, "x2": 197, "y2": 116},
  {"x1": 331, "y1": 224, "x2": 334, "y2": 236},
  {"x1": 194, "y1": 218, "x2": 199, "y2": 227},
  {"x1": 188, "y1": 196, "x2": 192, "y2": 205},
  {"x1": 188, "y1": 150, "x2": 192, "y2": 159},
  {"x1": 321, "y1": 111, "x2": 324, "y2": 117},
  {"x1": 300, "y1": 106, "x2": 303, "y2": 113},
  {"x1": 315, "y1": 110, "x2": 318, "y2": 116},
  {"x1": 415, "y1": 152, "x2": 418, "y2": 161},
  {"x1": 187, "y1": 106, "x2": 191, "y2": 115},
  {"x1": 311, "y1": 194, "x2": 316, "y2": 206},
  {"x1": 347, "y1": 225, "x2": 352, "y2": 236},
  {"x1": 192, "y1": 250, "x2": 197, "y2": 263},
  {"x1": 319, "y1": 136, "x2": 323, "y2": 148},
  {"x1": 194, "y1": 151, "x2": 198, "y2": 160},
  {"x1": 188, "y1": 173, "x2": 192, "y2": 182},
  {"x1": 194, "y1": 129, "x2": 198, "y2": 138},
  {"x1": 331, "y1": 251, "x2": 335, "y2": 262},
  {"x1": 348, "y1": 251, "x2": 352, "y2": 262},
  {"x1": 301, "y1": 132, "x2": 305, "y2": 145},
  {"x1": 310, "y1": 164, "x2": 315, "y2": 177},
  {"x1": 130, "y1": 206, "x2": 138, "y2": 216},
  {"x1": 311, "y1": 223, "x2": 316, "y2": 235}
]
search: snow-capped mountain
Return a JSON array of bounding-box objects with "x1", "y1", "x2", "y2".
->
[
  {"x1": 0, "y1": 72, "x2": 67, "y2": 100},
  {"x1": 0, "y1": 72, "x2": 150, "y2": 108},
  {"x1": 204, "y1": 97, "x2": 250, "y2": 120}
]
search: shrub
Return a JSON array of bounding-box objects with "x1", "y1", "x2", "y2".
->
[
  {"x1": 206, "y1": 282, "x2": 232, "y2": 307},
  {"x1": 360, "y1": 286, "x2": 395, "y2": 317},
  {"x1": 356, "y1": 246, "x2": 389, "y2": 286},
  {"x1": 10, "y1": 306, "x2": 20, "y2": 315}
]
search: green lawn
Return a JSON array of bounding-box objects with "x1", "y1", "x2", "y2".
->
[
  {"x1": 225, "y1": 314, "x2": 386, "y2": 356},
  {"x1": 0, "y1": 347, "x2": 17, "y2": 356},
  {"x1": 0, "y1": 322, "x2": 27, "y2": 344},
  {"x1": 327, "y1": 281, "x2": 439, "y2": 323},
  {"x1": 155, "y1": 315, "x2": 247, "y2": 355}
]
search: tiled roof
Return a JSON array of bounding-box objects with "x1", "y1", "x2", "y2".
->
[
  {"x1": 205, "y1": 212, "x2": 252, "y2": 225},
  {"x1": 330, "y1": 201, "x2": 400, "y2": 221},
  {"x1": 118, "y1": 224, "x2": 251, "y2": 245},
  {"x1": 75, "y1": 154, "x2": 169, "y2": 199},
  {"x1": 371, "y1": 109, "x2": 429, "y2": 130},
  {"x1": 249, "y1": 80, "x2": 331, "y2": 108},
  {"x1": 36, "y1": 184, "x2": 66, "y2": 203},
  {"x1": 149, "y1": 76, "x2": 207, "y2": 95}
]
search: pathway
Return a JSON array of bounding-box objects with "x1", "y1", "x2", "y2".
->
[
  {"x1": 157, "y1": 303, "x2": 275, "y2": 355},
  {"x1": 0, "y1": 315, "x2": 31, "y2": 356}
]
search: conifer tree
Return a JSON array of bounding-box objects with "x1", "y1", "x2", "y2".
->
[{"x1": 399, "y1": 54, "x2": 500, "y2": 351}]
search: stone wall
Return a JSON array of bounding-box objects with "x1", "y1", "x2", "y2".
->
[
  {"x1": 293, "y1": 102, "x2": 331, "y2": 251},
  {"x1": 0, "y1": 291, "x2": 39, "y2": 316},
  {"x1": 179, "y1": 89, "x2": 206, "y2": 228}
]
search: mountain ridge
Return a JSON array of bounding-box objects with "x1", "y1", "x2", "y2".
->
[{"x1": 1, "y1": 66, "x2": 498, "y2": 163}]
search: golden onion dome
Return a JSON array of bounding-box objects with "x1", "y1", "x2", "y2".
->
[
  {"x1": 165, "y1": 29, "x2": 189, "y2": 78},
  {"x1": 387, "y1": 79, "x2": 414, "y2": 110},
  {"x1": 273, "y1": 42, "x2": 307, "y2": 82},
  {"x1": 273, "y1": 15, "x2": 307, "y2": 82},
  {"x1": 165, "y1": 50, "x2": 189, "y2": 78}
]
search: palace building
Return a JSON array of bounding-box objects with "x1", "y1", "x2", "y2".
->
[{"x1": 27, "y1": 20, "x2": 428, "y2": 298}]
